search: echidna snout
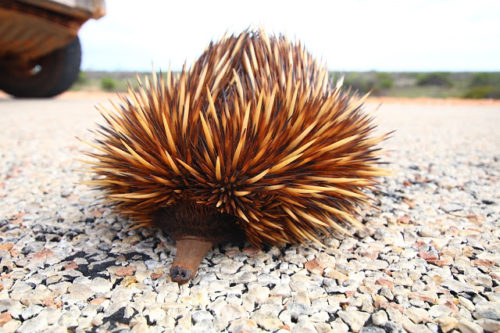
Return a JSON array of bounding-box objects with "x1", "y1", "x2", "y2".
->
[{"x1": 169, "y1": 238, "x2": 212, "y2": 284}]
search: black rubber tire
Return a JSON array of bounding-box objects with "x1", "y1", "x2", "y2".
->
[{"x1": 0, "y1": 37, "x2": 82, "y2": 98}]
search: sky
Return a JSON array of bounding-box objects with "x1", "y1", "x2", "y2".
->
[{"x1": 79, "y1": 0, "x2": 500, "y2": 72}]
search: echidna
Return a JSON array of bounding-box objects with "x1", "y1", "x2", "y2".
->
[{"x1": 85, "y1": 30, "x2": 388, "y2": 283}]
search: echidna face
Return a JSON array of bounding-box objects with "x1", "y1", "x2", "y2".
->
[
  {"x1": 153, "y1": 202, "x2": 245, "y2": 283},
  {"x1": 86, "y1": 30, "x2": 388, "y2": 284}
]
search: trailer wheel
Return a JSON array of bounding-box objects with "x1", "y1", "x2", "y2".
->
[{"x1": 0, "y1": 37, "x2": 81, "y2": 98}]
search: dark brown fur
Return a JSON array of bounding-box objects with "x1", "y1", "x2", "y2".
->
[{"x1": 152, "y1": 201, "x2": 246, "y2": 244}]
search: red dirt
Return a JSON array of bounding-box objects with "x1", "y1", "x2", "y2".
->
[{"x1": 1, "y1": 90, "x2": 500, "y2": 106}]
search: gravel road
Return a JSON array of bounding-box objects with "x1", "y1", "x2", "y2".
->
[{"x1": 0, "y1": 93, "x2": 499, "y2": 332}]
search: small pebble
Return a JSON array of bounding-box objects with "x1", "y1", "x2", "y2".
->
[
  {"x1": 457, "y1": 319, "x2": 484, "y2": 333},
  {"x1": 371, "y1": 310, "x2": 388, "y2": 327},
  {"x1": 338, "y1": 310, "x2": 370, "y2": 332}
]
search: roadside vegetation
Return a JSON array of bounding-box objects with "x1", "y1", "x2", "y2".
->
[
  {"x1": 72, "y1": 71, "x2": 500, "y2": 99},
  {"x1": 338, "y1": 71, "x2": 500, "y2": 99}
]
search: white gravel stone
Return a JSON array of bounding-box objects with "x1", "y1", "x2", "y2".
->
[
  {"x1": 20, "y1": 304, "x2": 43, "y2": 320},
  {"x1": 1, "y1": 319, "x2": 21, "y2": 333},
  {"x1": 271, "y1": 283, "x2": 292, "y2": 297},
  {"x1": 314, "y1": 322, "x2": 333, "y2": 333},
  {"x1": 17, "y1": 314, "x2": 48, "y2": 333},
  {"x1": 459, "y1": 296, "x2": 476, "y2": 312},
  {"x1": 371, "y1": 310, "x2": 388, "y2": 327},
  {"x1": 246, "y1": 284, "x2": 270, "y2": 304},
  {"x1": 310, "y1": 311, "x2": 330, "y2": 323},
  {"x1": 88, "y1": 277, "x2": 113, "y2": 293},
  {"x1": 338, "y1": 310, "x2": 370, "y2": 332},
  {"x1": 292, "y1": 320, "x2": 317, "y2": 333},
  {"x1": 191, "y1": 310, "x2": 213, "y2": 323},
  {"x1": 38, "y1": 308, "x2": 61, "y2": 326},
  {"x1": 330, "y1": 318, "x2": 349, "y2": 332},
  {"x1": 253, "y1": 313, "x2": 283, "y2": 331},
  {"x1": 405, "y1": 306, "x2": 431, "y2": 323},
  {"x1": 0, "y1": 300, "x2": 24, "y2": 319},
  {"x1": 219, "y1": 258, "x2": 243, "y2": 275},
  {"x1": 228, "y1": 318, "x2": 259, "y2": 333},
  {"x1": 428, "y1": 304, "x2": 453, "y2": 318},
  {"x1": 474, "y1": 302, "x2": 500, "y2": 320},
  {"x1": 143, "y1": 305, "x2": 166, "y2": 325},
  {"x1": 91, "y1": 313, "x2": 104, "y2": 326},
  {"x1": 361, "y1": 327, "x2": 386, "y2": 333},
  {"x1": 192, "y1": 319, "x2": 215, "y2": 333},
  {"x1": 67, "y1": 283, "x2": 94, "y2": 301},
  {"x1": 457, "y1": 318, "x2": 484, "y2": 333},
  {"x1": 58, "y1": 309, "x2": 79, "y2": 328},
  {"x1": 476, "y1": 318, "x2": 500, "y2": 332},
  {"x1": 257, "y1": 273, "x2": 281, "y2": 285},
  {"x1": 379, "y1": 287, "x2": 394, "y2": 300}
]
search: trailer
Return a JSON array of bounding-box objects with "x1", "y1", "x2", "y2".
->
[{"x1": 0, "y1": 0, "x2": 105, "y2": 97}]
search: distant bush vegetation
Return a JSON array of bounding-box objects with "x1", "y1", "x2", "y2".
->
[
  {"x1": 76, "y1": 71, "x2": 88, "y2": 85},
  {"x1": 462, "y1": 86, "x2": 500, "y2": 99},
  {"x1": 101, "y1": 77, "x2": 117, "y2": 91},
  {"x1": 375, "y1": 73, "x2": 394, "y2": 90},
  {"x1": 462, "y1": 73, "x2": 500, "y2": 98},
  {"x1": 341, "y1": 72, "x2": 394, "y2": 95},
  {"x1": 74, "y1": 71, "x2": 500, "y2": 99},
  {"x1": 469, "y1": 72, "x2": 500, "y2": 87},
  {"x1": 338, "y1": 71, "x2": 500, "y2": 99},
  {"x1": 416, "y1": 72, "x2": 452, "y2": 87}
]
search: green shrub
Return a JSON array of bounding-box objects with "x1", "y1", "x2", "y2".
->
[
  {"x1": 376, "y1": 73, "x2": 394, "y2": 89},
  {"x1": 469, "y1": 72, "x2": 500, "y2": 87},
  {"x1": 341, "y1": 72, "x2": 394, "y2": 95},
  {"x1": 462, "y1": 86, "x2": 500, "y2": 99},
  {"x1": 416, "y1": 72, "x2": 452, "y2": 87},
  {"x1": 343, "y1": 75, "x2": 375, "y2": 94},
  {"x1": 101, "y1": 77, "x2": 117, "y2": 91}
]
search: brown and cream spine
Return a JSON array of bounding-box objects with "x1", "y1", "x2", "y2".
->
[{"x1": 84, "y1": 30, "x2": 389, "y2": 283}]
